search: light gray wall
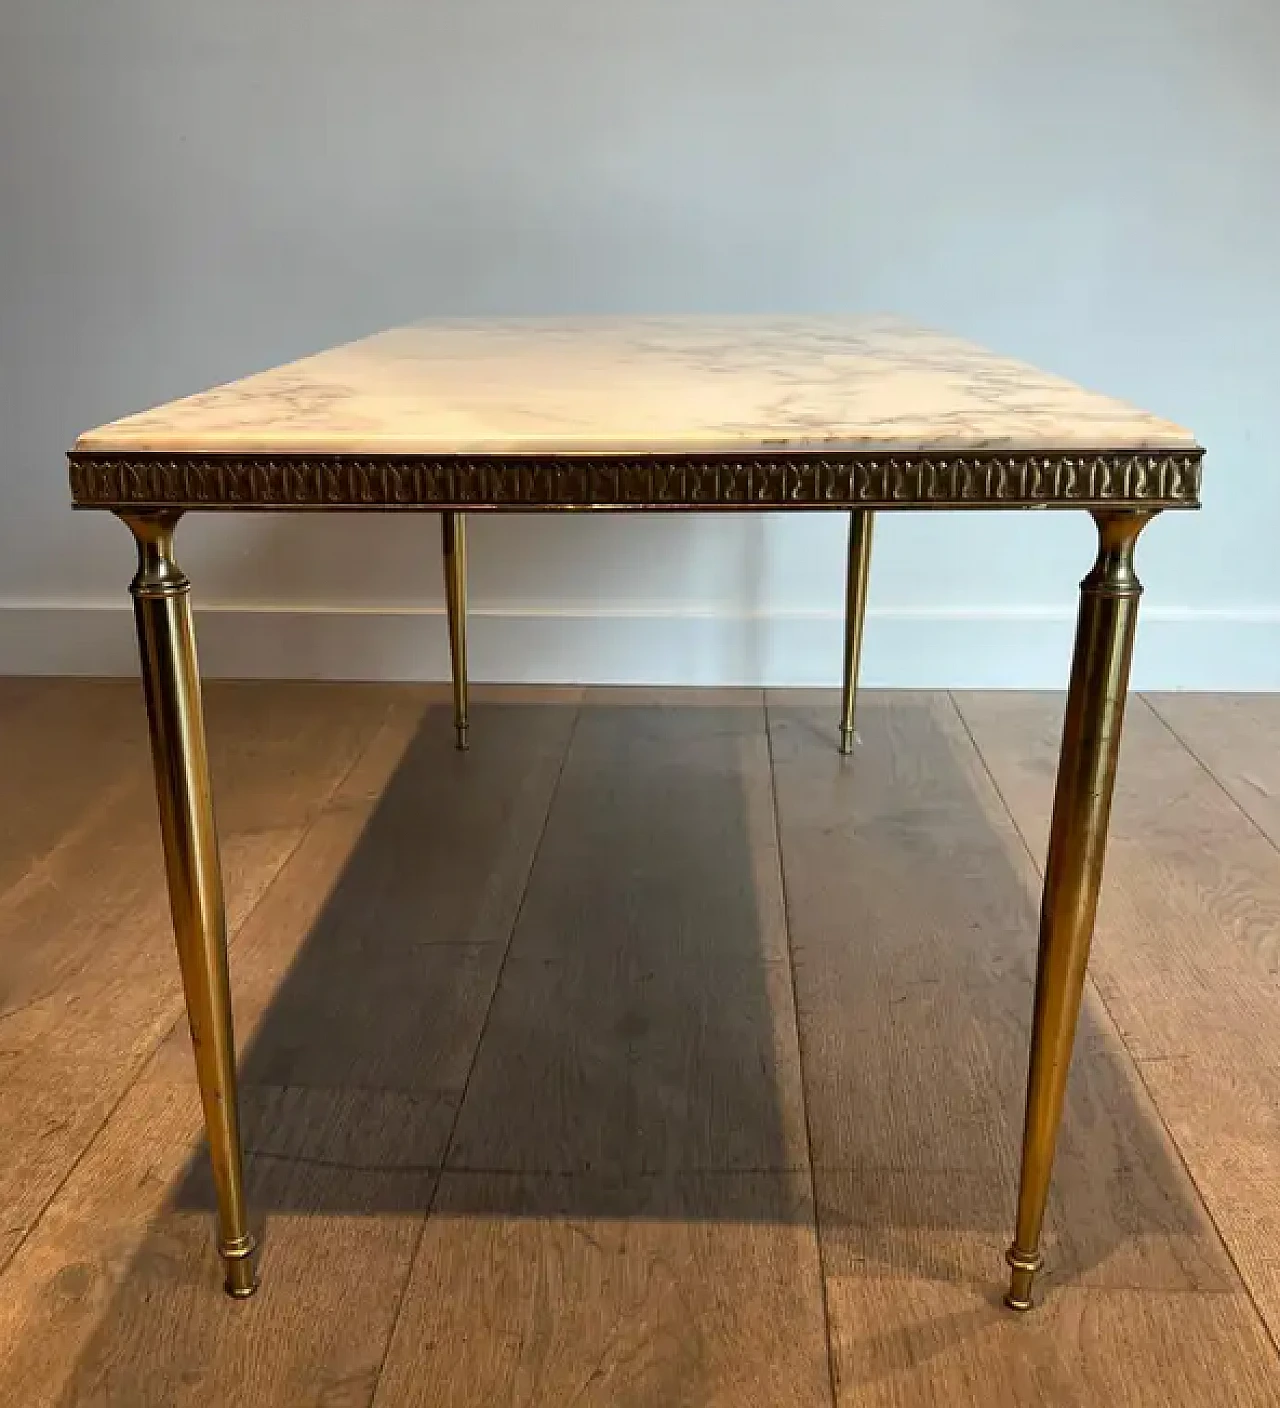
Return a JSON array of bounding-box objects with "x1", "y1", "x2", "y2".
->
[{"x1": 2, "y1": 1, "x2": 1278, "y2": 685}]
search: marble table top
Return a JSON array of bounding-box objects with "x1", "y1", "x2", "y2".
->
[{"x1": 75, "y1": 315, "x2": 1195, "y2": 457}]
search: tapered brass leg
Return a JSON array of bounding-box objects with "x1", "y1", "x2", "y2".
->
[
  {"x1": 119, "y1": 511, "x2": 256, "y2": 1299},
  {"x1": 1004, "y1": 509, "x2": 1155, "y2": 1311},
  {"x1": 839, "y1": 509, "x2": 874, "y2": 753},
  {"x1": 441, "y1": 511, "x2": 469, "y2": 750}
]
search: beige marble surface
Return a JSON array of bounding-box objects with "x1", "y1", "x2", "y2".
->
[{"x1": 75, "y1": 315, "x2": 1196, "y2": 456}]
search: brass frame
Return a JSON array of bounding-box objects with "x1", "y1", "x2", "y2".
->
[
  {"x1": 441, "y1": 511, "x2": 469, "y2": 750},
  {"x1": 839, "y1": 509, "x2": 875, "y2": 753},
  {"x1": 87, "y1": 443, "x2": 1195, "y2": 1303},
  {"x1": 71, "y1": 447, "x2": 1201, "y2": 512}
]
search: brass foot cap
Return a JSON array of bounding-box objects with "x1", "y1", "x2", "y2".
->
[
  {"x1": 1003, "y1": 1246, "x2": 1041, "y2": 1313},
  {"x1": 838, "y1": 727, "x2": 855, "y2": 755},
  {"x1": 221, "y1": 1235, "x2": 258, "y2": 1299},
  {"x1": 455, "y1": 725, "x2": 470, "y2": 752}
]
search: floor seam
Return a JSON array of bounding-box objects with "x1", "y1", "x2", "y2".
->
[
  {"x1": 363, "y1": 696, "x2": 583, "y2": 1408},
  {"x1": 137, "y1": 699, "x2": 407, "y2": 1082},
  {"x1": 948, "y1": 689, "x2": 1280, "y2": 1365},
  {"x1": 0, "y1": 695, "x2": 394, "y2": 1287},
  {"x1": 764, "y1": 693, "x2": 842, "y2": 1408},
  {"x1": 1140, "y1": 693, "x2": 1280, "y2": 860}
]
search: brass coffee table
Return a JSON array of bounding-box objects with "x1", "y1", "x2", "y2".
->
[{"x1": 68, "y1": 315, "x2": 1202, "y2": 1309}]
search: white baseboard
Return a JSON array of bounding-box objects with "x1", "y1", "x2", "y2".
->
[{"x1": 1, "y1": 602, "x2": 1278, "y2": 691}]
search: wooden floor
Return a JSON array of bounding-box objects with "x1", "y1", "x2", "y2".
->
[{"x1": 1, "y1": 681, "x2": 1279, "y2": 1406}]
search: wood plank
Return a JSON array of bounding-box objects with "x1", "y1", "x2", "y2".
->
[
  {"x1": 148, "y1": 690, "x2": 580, "y2": 1103},
  {"x1": 350, "y1": 689, "x2": 829, "y2": 1406},
  {"x1": 767, "y1": 690, "x2": 1032, "y2": 1174},
  {"x1": 954, "y1": 690, "x2": 1280, "y2": 1340},
  {"x1": 150, "y1": 692, "x2": 580, "y2": 1199},
  {"x1": 0, "y1": 682, "x2": 400, "y2": 1061},
  {"x1": 822, "y1": 1277, "x2": 1280, "y2": 1407},
  {"x1": 0, "y1": 1061, "x2": 125, "y2": 1271},
  {"x1": 0, "y1": 679, "x2": 145, "y2": 901},
  {"x1": 1124, "y1": 1055, "x2": 1280, "y2": 1347},
  {"x1": 0, "y1": 682, "x2": 402, "y2": 1272},
  {"x1": 373, "y1": 1171, "x2": 833, "y2": 1408},
  {"x1": 0, "y1": 689, "x2": 582, "y2": 1404},
  {"x1": 0, "y1": 1079, "x2": 430, "y2": 1408},
  {"x1": 6, "y1": 683, "x2": 1278, "y2": 1406},
  {"x1": 1145, "y1": 693, "x2": 1280, "y2": 850},
  {"x1": 446, "y1": 693, "x2": 811, "y2": 1176},
  {"x1": 953, "y1": 692, "x2": 1280, "y2": 1066},
  {"x1": 811, "y1": 1034, "x2": 1235, "y2": 1298},
  {"x1": 769, "y1": 690, "x2": 1236, "y2": 1293},
  {"x1": 0, "y1": 823, "x2": 297, "y2": 1061}
]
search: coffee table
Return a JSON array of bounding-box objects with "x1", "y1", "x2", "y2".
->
[{"x1": 68, "y1": 315, "x2": 1202, "y2": 1309}]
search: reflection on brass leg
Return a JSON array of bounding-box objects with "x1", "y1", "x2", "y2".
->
[
  {"x1": 839, "y1": 509, "x2": 874, "y2": 753},
  {"x1": 1005, "y1": 509, "x2": 1155, "y2": 1311},
  {"x1": 442, "y1": 511, "x2": 469, "y2": 750},
  {"x1": 119, "y1": 510, "x2": 257, "y2": 1299}
]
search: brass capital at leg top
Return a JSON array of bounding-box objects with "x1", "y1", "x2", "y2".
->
[
  {"x1": 117, "y1": 509, "x2": 191, "y2": 599},
  {"x1": 1080, "y1": 509, "x2": 1156, "y2": 599}
]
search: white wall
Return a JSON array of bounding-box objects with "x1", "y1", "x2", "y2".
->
[{"x1": 2, "y1": 0, "x2": 1278, "y2": 688}]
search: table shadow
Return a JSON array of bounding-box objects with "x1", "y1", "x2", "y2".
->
[{"x1": 51, "y1": 693, "x2": 1216, "y2": 1402}]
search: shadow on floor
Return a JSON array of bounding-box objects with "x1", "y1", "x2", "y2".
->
[{"x1": 53, "y1": 693, "x2": 1216, "y2": 1402}]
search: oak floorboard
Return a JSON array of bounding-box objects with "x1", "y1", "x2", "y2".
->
[
  {"x1": 823, "y1": 1277, "x2": 1280, "y2": 1408},
  {"x1": 767, "y1": 690, "x2": 1033, "y2": 1175},
  {"x1": 0, "y1": 689, "x2": 582, "y2": 1405},
  {"x1": 446, "y1": 692, "x2": 811, "y2": 1178},
  {"x1": 767, "y1": 690, "x2": 1228, "y2": 1292},
  {"x1": 373, "y1": 1172, "x2": 833, "y2": 1408},
  {"x1": 0, "y1": 682, "x2": 402, "y2": 1062},
  {"x1": 3, "y1": 684, "x2": 1280, "y2": 1406},
  {"x1": 0, "y1": 679, "x2": 145, "y2": 901},
  {"x1": 148, "y1": 690, "x2": 581, "y2": 1203},
  {"x1": 148, "y1": 690, "x2": 580, "y2": 1102},
  {"x1": 0, "y1": 682, "x2": 401, "y2": 1274},
  {"x1": 0, "y1": 1080, "x2": 430, "y2": 1408},
  {"x1": 952, "y1": 689, "x2": 1280, "y2": 1062},
  {"x1": 1146, "y1": 692, "x2": 1280, "y2": 849},
  {"x1": 381, "y1": 694, "x2": 829, "y2": 1404}
]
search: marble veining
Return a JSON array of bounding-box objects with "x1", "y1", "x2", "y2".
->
[{"x1": 75, "y1": 315, "x2": 1196, "y2": 456}]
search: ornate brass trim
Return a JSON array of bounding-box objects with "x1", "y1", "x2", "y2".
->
[{"x1": 70, "y1": 448, "x2": 1202, "y2": 512}]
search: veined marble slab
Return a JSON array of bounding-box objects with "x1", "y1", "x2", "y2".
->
[{"x1": 75, "y1": 315, "x2": 1196, "y2": 456}]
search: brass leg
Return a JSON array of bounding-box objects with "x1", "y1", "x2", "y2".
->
[
  {"x1": 441, "y1": 511, "x2": 469, "y2": 750},
  {"x1": 839, "y1": 509, "x2": 874, "y2": 753},
  {"x1": 1004, "y1": 509, "x2": 1155, "y2": 1311},
  {"x1": 119, "y1": 511, "x2": 256, "y2": 1299}
]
